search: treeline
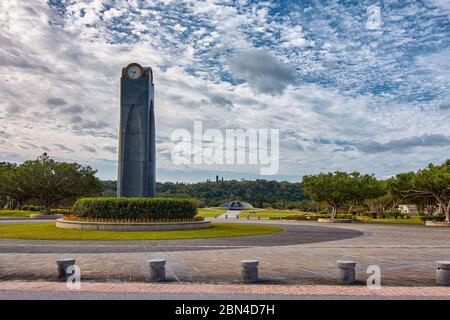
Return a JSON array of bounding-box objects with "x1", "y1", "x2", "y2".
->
[
  {"x1": 102, "y1": 160, "x2": 450, "y2": 222},
  {"x1": 2, "y1": 154, "x2": 448, "y2": 222},
  {"x1": 102, "y1": 179, "x2": 308, "y2": 208},
  {"x1": 301, "y1": 159, "x2": 450, "y2": 222}
]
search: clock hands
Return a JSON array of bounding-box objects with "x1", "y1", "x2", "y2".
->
[{"x1": 126, "y1": 64, "x2": 142, "y2": 79}]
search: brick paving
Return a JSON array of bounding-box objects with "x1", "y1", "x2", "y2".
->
[
  {"x1": 0, "y1": 220, "x2": 449, "y2": 286},
  {"x1": 0, "y1": 281, "x2": 450, "y2": 298}
]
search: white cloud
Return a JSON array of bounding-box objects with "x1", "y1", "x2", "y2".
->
[{"x1": 0, "y1": 0, "x2": 449, "y2": 181}]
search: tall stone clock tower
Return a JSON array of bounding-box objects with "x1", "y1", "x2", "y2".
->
[{"x1": 117, "y1": 63, "x2": 156, "y2": 197}]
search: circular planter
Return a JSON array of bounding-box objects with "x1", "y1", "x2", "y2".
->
[
  {"x1": 56, "y1": 218, "x2": 211, "y2": 231},
  {"x1": 30, "y1": 214, "x2": 64, "y2": 220},
  {"x1": 318, "y1": 218, "x2": 352, "y2": 224},
  {"x1": 425, "y1": 221, "x2": 450, "y2": 227}
]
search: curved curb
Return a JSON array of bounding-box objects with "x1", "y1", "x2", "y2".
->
[
  {"x1": 425, "y1": 221, "x2": 450, "y2": 227},
  {"x1": 318, "y1": 218, "x2": 352, "y2": 224},
  {"x1": 30, "y1": 214, "x2": 64, "y2": 220},
  {"x1": 55, "y1": 218, "x2": 211, "y2": 231}
]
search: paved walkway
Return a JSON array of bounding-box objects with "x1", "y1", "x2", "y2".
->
[
  {"x1": 0, "y1": 281, "x2": 449, "y2": 299},
  {"x1": 0, "y1": 220, "x2": 449, "y2": 286},
  {"x1": 217, "y1": 210, "x2": 238, "y2": 219}
]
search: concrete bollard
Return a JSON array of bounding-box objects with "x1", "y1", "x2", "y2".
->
[
  {"x1": 337, "y1": 260, "x2": 356, "y2": 284},
  {"x1": 241, "y1": 259, "x2": 259, "y2": 283},
  {"x1": 436, "y1": 261, "x2": 450, "y2": 285},
  {"x1": 56, "y1": 258, "x2": 75, "y2": 281},
  {"x1": 149, "y1": 259, "x2": 166, "y2": 282}
]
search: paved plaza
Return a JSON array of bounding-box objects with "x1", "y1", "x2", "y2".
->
[
  {"x1": 0, "y1": 219, "x2": 449, "y2": 286},
  {"x1": 1, "y1": 281, "x2": 450, "y2": 299}
]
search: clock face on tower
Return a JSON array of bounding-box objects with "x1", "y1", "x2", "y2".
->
[{"x1": 126, "y1": 64, "x2": 142, "y2": 80}]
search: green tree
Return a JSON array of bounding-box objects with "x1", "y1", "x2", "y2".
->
[
  {"x1": 0, "y1": 162, "x2": 27, "y2": 209},
  {"x1": 345, "y1": 172, "x2": 385, "y2": 213},
  {"x1": 301, "y1": 171, "x2": 384, "y2": 219},
  {"x1": 389, "y1": 160, "x2": 450, "y2": 222},
  {"x1": 8, "y1": 153, "x2": 102, "y2": 214},
  {"x1": 364, "y1": 192, "x2": 397, "y2": 214}
]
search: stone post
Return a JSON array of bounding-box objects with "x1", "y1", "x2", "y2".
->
[
  {"x1": 149, "y1": 259, "x2": 166, "y2": 282},
  {"x1": 241, "y1": 259, "x2": 259, "y2": 283},
  {"x1": 436, "y1": 261, "x2": 450, "y2": 285},
  {"x1": 337, "y1": 260, "x2": 356, "y2": 284},
  {"x1": 56, "y1": 258, "x2": 75, "y2": 281}
]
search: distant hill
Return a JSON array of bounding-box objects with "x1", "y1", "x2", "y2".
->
[{"x1": 101, "y1": 180, "x2": 307, "y2": 208}]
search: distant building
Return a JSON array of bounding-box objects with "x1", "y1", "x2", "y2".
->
[{"x1": 398, "y1": 204, "x2": 417, "y2": 214}]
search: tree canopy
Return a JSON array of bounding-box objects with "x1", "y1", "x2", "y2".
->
[
  {"x1": 388, "y1": 160, "x2": 450, "y2": 222},
  {"x1": 0, "y1": 153, "x2": 102, "y2": 213},
  {"x1": 301, "y1": 171, "x2": 384, "y2": 219}
]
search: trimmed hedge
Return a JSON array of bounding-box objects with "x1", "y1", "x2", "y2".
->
[
  {"x1": 419, "y1": 213, "x2": 446, "y2": 222},
  {"x1": 72, "y1": 198, "x2": 197, "y2": 220}
]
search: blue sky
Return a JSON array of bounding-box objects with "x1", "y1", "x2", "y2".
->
[{"x1": 0, "y1": 0, "x2": 449, "y2": 182}]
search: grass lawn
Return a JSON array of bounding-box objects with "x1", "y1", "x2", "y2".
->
[
  {"x1": 197, "y1": 208, "x2": 227, "y2": 218},
  {"x1": 0, "y1": 222, "x2": 283, "y2": 241},
  {"x1": 356, "y1": 216, "x2": 424, "y2": 225},
  {"x1": 0, "y1": 210, "x2": 33, "y2": 218},
  {"x1": 238, "y1": 209, "x2": 308, "y2": 219}
]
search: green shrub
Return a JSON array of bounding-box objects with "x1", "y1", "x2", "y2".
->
[
  {"x1": 270, "y1": 215, "x2": 318, "y2": 221},
  {"x1": 21, "y1": 205, "x2": 43, "y2": 212},
  {"x1": 419, "y1": 214, "x2": 446, "y2": 222},
  {"x1": 368, "y1": 212, "x2": 378, "y2": 219},
  {"x1": 72, "y1": 198, "x2": 197, "y2": 220},
  {"x1": 269, "y1": 213, "x2": 354, "y2": 221},
  {"x1": 356, "y1": 209, "x2": 367, "y2": 216},
  {"x1": 385, "y1": 210, "x2": 402, "y2": 219},
  {"x1": 317, "y1": 213, "x2": 354, "y2": 219}
]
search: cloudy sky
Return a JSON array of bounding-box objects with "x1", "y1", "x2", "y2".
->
[{"x1": 0, "y1": 0, "x2": 449, "y2": 182}]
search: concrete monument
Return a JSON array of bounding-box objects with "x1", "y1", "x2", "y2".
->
[{"x1": 117, "y1": 63, "x2": 156, "y2": 197}]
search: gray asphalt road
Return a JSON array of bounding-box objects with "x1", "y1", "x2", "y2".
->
[
  {"x1": 0, "y1": 219, "x2": 51, "y2": 224},
  {"x1": 0, "y1": 290, "x2": 448, "y2": 300},
  {"x1": 0, "y1": 223, "x2": 363, "y2": 253}
]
